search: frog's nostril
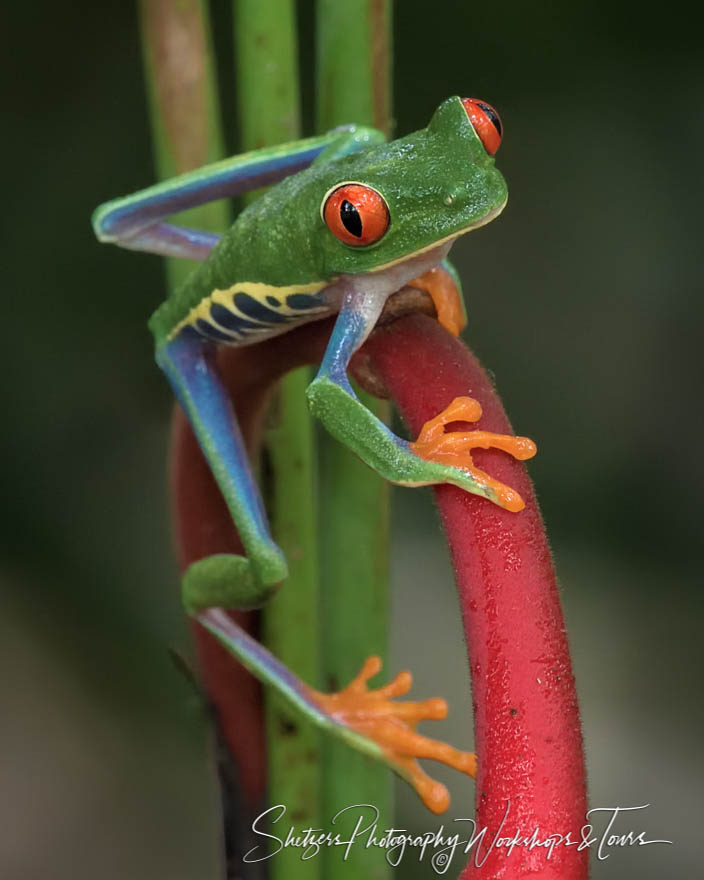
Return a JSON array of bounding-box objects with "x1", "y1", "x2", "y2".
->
[{"x1": 461, "y1": 98, "x2": 503, "y2": 155}]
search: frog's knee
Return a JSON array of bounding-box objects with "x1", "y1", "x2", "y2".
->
[
  {"x1": 182, "y1": 551, "x2": 286, "y2": 614},
  {"x1": 251, "y1": 542, "x2": 288, "y2": 586}
]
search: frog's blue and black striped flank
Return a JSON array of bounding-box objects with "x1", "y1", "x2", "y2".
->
[{"x1": 170, "y1": 282, "x2": 331, "y2": 344}]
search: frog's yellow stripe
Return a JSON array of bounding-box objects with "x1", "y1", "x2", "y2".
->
[{"x1": 169, "y1": 279, "x2": 329, "y2": 341}]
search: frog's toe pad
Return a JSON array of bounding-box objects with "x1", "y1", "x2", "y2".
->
[
  {"x1": 310, "y1": 656, "x2": 476, "y2": 814},
  {"x1": 410, "y1": 396, "x2": 537, "y2": 512}
]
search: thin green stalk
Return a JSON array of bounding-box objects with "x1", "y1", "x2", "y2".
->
[
  {"x1": 234, "y1": 3, "x2": 322, "y2": 877},
  {"x1": 316, "y1": 3, "x2": 393, "y2": 878},
  {"x1": 139, "y1": 0, "x2": 227, "y2": 290},
  {"x1": 317, "y1": 0, "x2": 392, "y2": 137}
]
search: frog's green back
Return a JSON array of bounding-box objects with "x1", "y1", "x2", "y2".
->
[{"x1": 149, "y1": 97, "x2": 507, "y2": 346}]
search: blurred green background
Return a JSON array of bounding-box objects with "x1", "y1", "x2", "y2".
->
[{"x1": 2, "y1": 1, "x2": 701, "y2": 878}]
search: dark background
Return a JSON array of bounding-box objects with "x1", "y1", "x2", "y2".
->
[{"x1": 1, "y1": 1, "x2": 701, "y2": 877}]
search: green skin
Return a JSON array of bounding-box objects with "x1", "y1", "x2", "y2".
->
[
  {"x1": 149, "y1": 97, "x2": 507, "y2": 344},
  {"x1": 93, "y1": 96, "x2": 509, "y2": 783}
]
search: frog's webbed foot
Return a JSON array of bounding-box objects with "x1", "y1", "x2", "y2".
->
[
  {"x1": 200, "y1": 611, "x2": 474, "y2": 814},
  {"x1": 410, "y1": 396, "x2": 537, "y2": 512},
  {"x1": 310, "y1": 656, "x2": 476, "y2": 814}
]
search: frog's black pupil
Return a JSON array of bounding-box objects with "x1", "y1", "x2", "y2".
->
[
  {"x1": 476, "y1": 101, "x2": 502, "y2": 137},
  {"x1": 340, "y1": 199, "x2": 363, "y2": 238}
]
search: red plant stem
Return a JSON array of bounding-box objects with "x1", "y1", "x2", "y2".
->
[
  {"x1": 170, "y1": 313, "x2": 587, "y2": 879},
  {"x1": 363, "y1": 315, "x2": 588, "y2": 880}
]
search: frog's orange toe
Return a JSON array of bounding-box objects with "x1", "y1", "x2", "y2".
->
[
  {"x1": 407, "y1": 266, "x2": 467, "y2": 337},
  {"x1": 396, "y1": 757, "x2": 451, "y2": 814},
  {"x1": 410, "y1": 395, "x2": 537, "y2": 512},
  {"x1": 309, "y1": 657, "x2": 476, "y2": 813}
]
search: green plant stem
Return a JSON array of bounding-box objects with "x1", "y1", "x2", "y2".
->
[
  {"x1": 234, "y1": 3, "x2": 322, "y2": 877},
  {"x1": 316, "y1": 3, "x2": 393, "y2": 878},
  {"x1": 317, "y1": 0, "x2": 392, "y2": 137},
  {"x1": 234, "y1": 0, "x2": 301, "y2": 149},
  {"x1": 139, "y1": 0, "x2": 227, "y2": 290}
]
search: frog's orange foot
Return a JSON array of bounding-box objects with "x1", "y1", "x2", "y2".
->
[
  {"x1": 410, "y1": 396, "x2": 537, "y2": 512},
  {"x1": 408, "y1": 266, "x2": 466, "y2": 337},
  {"x1": 310, "y1": 656, "x2": 476, "y2": 814}
]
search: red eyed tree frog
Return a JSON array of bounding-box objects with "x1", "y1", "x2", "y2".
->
[{"x1": 93, "y1": 96, "x2": 537, "y2": 813}]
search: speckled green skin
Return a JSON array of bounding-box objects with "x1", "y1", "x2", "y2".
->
[{"x1": 148, "y1": 97, "x2": 507, "y2": 345}]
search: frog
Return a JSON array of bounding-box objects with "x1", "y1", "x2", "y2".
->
[{"x1": 93, "y1": 96, "x2": 537, "y2": 813}]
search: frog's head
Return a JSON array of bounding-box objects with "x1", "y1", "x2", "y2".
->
[{"x1": 315, "y1": 96, "x2": 508, "y2": 278}]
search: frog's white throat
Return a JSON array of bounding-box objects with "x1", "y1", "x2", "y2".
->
[
  {"x1": 336, "y1": 239, "x2": 453, "y2": 303},
  {"x1": 323, "y1": 240, "x2": 454, "y2": 344}
]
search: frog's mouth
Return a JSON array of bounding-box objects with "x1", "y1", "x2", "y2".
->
[{"x1": 368, "y1": 196, "x2": 508, "y2": 275}]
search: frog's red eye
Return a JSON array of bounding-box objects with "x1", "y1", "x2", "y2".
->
[
  {"x1": 461, "y1": 98, "x2": 503, "y2": 155},
  {"x1": 323, "y1": 183, "x2": 390, "y2": 247}
]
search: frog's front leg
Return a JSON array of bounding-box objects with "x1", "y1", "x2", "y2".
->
[
  {"x1": 157, "y1": 330, "x2": 287, "y2": 609},
  {"x1": 307, "y1": 285, "x2": 537, "y2": 511}
]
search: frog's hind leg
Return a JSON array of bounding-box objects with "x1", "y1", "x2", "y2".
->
[
  {"x1": 199, "y1": 609, "x2": 476, "y2": 815},
  {"x1": 157, "y1": 329, "x2": 287, "y2": 610}
]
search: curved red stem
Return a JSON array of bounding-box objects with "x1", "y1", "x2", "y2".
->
[{"x1": 364, "y1": 315, "x2": 588, "y2": 879}]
